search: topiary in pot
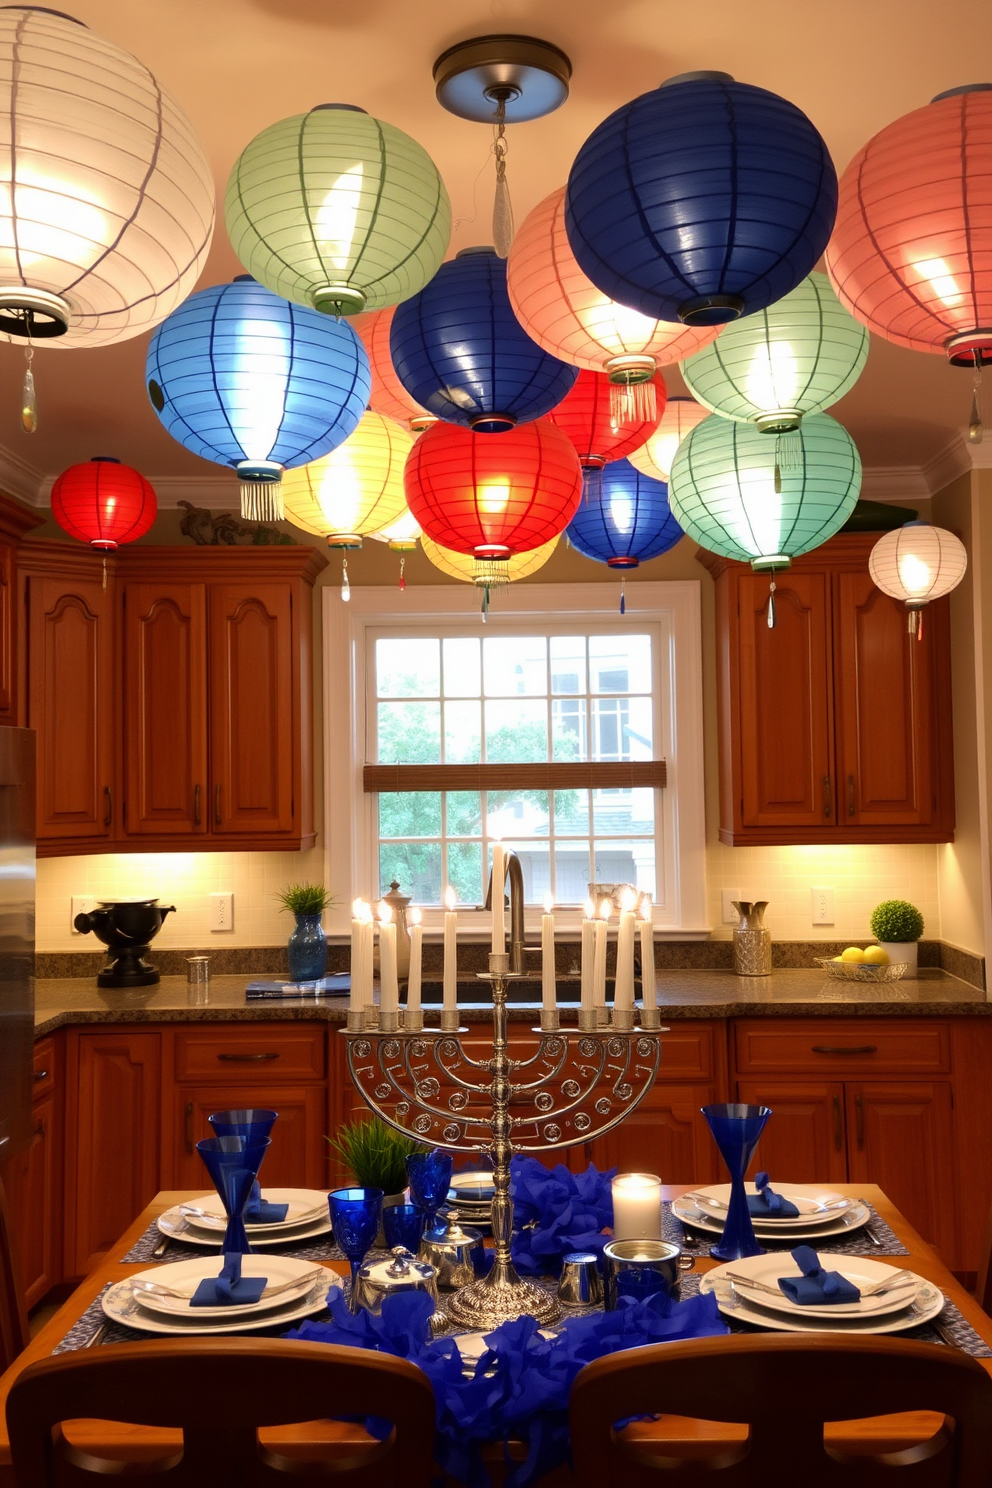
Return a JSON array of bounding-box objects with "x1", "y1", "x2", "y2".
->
[
  {"x1": 870, "y1": 900, "x2": 924, "y2": 976},
  {"x1": 327, "y1": 1118, "x2": 428, "y2": 1243}
]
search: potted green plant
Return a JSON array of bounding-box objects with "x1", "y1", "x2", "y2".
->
[
  {"x1": 869, "y1": 899, "x2": 924, "y2": 975},
  {"x1": 327, "y1": 1118, "x2": 428, "y2": 1244},
  {"x1": 277, "y1": 882, "x2": 334, "y2": 983}
]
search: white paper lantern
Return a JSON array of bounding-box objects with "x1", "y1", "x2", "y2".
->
[
  {"x1": 0, "y1": 7, "x2": 215, "y2": 346},
  {"x1": 869, "y1": 523, "x2": 967, "y2": 634}
]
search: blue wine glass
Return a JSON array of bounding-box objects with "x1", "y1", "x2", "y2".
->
[
  {"x1": 383, "y1": 1202, "x2": 426, "y2": 1254},
  {"x1": 329, "y1": 1187, "x2": 384, "y2": 1311},
  {"x1": 208, "y1": 1108, "x2": 280, "y2": 1222},
  {"x1": 196, "y1": 1134, "x2": 271, "y2": 1255},
  {"x1": 701, "y1": 1103, "x2": 771, "y2": 1261},
  {"x1": 406, "y1": 1151, "x2": 454, "y2": 1231}
]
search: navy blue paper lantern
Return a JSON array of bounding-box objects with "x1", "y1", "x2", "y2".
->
[
  {"x1": 146, "y1": 276, "x2": 370, "y2": 520},
  {"x1": 567, "y1": 459, "x2": 683, "y2": 569},
  {"x1": 389, "y1": 246, "x2": 578, "y2": 432},
  {"x1": 565, "y1": 71, "x2": 838, "y2": 328}
]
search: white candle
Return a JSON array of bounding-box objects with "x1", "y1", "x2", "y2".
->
[
  {"x1": 639, "y1": 899, "x2": 656, "y2": 1010},
  {"x1": 360, "y1": 902, "x2": 375, "y2": 1011},
  {"x1": 443, "y1": 885, "x2": 458, "y2": 1014},
  {"x1": 490, "y1": 841, "x2": 505, "y2": 954},
  {"x1": 593, "y1": 899, "x2": 610, "y2": 1013},
  {"x1": 541, "y1": 891, "x2": 556, "y2": 1012},
  {"x1": 349, "y1": 900, "x2": 365, "y2": 1013},
  {"x1": 407, "y1": 907, "x2": 422, "y2": 1014},
  {"x1": 580, "y1": 898, "x2": 596, "y2": 1012},
  {"x1": 614, "y1": 887, "x2": 637, "y2": 1010},
  {"x1": 612, "y1": 1172, "x2": 663, "y2": 1240},
  {"x1": 378, "y1": 901, "x2": 398, "y2": 1014}
]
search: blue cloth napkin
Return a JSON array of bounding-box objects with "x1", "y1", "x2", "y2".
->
[
  {"x1": 245, "y1": 1182, "x2": 289, "y2": 1224},
  {"x1": 190, "y1": 1251, "x2": 268, "y2": 1307},
  {"x1": 778, "y1": 1245, "x2": 861, "y2": 1306},
  {"x1": 747, "y1": 1171, "x2": 800, "y2": 1218}
]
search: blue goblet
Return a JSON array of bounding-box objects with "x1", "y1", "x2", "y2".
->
[
  {"x1": 208, "y1": 1108, "x2": 285, "y2": 1223},
  {"x1": 382, "y1": 1202, "x2": 426, "y2": 1254},
  {"x1": 406, "y1": 1151, "x2": 453, "y2": 1230},
  {"x1": 196, "y1": 1134, "x2": 271, "y2": 1256},
  {"x1": 701, "y1": 1103, "x2": 771, "y2": 1261},
  {"x1": 329, "y1": 1187, "x2": 383, "y2": 1311}
]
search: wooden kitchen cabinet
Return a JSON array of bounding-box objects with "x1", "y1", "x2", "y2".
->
[
  {"x1": 738, "y1": 1080, "x2": 848, "y2": 1186},
  {"x1": 172, "y1": 1086, "x2": 330, "y2": 1190},
  {"x1": 0, "y1": 494, "x2": 42, "y2": 719},
  {"x1": 701, "y1": 533, "x2": 954, "y2": 844},
  {"x1": 7, "y1": 1038, "x2": 62, "y2": 1309},
  {"x1": 846, "y1": 1081, "x2": 956, "y2": 1260}
]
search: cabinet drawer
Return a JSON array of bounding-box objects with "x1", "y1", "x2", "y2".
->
[
  {"x1": 173, "y1": 1026, "x2": 325, "y2": 1082},
  {"x1": 734, "y1": 1020, "x2": 950, "y2": 1076},
  {"x1": 32, "y1": 1037, "x2": 55, "y2": 1099}
]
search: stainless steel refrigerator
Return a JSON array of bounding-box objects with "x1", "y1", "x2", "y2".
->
[{"x1": 0, "y1": 728, "x2": 34, "y2": 1165}]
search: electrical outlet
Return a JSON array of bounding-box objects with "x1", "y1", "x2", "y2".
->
[
  {"x1": 71, "y1": 896, "x2": 96, "y2": 932},
  {"x1": 721, "y1": 888, "x2": 742, "y2": 924},
  {"x1": 208, "y1": 892, "x2": 234, "y2": 932},
  {"x1": 811, "y1": 887, "x2": 835, "y2": 925}
]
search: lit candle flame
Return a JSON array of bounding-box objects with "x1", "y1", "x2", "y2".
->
[
  {"x1": 543, "y1": 891, "x2": 554, "y2": 914},
  {"x1": 640, "y1": 897, "x2": 653, "y2": 922},
  {"x1": 444, "y1": 885, "x2": 457, "y2": 911},
  {"x1": 410, "y1": 906, "x2": 422, "y2": 926},
  {"x1": 599, "y1": 898, "x2": 612, "y2": 921},
  {"x1": 620, "y1": 886, "x2": 638, "y2": 912},
  {"x1": 584, "y1": 898, "x2": 595, "y2": 920},
  {"x1": 378, "y1": 900, "x2": 393, "y2": 924}
]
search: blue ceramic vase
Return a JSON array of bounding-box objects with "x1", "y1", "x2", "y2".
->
[{"x1": 287, "y1": 913, "x2": 327, "y2": 982}]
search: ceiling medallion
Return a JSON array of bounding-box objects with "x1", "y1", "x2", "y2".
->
[{"x1": 432, "y1": 35, "x2": 571, "y2": 123}]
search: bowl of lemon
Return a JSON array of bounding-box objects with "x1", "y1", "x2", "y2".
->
[{"x1": 818, "y1": 946, "x2": 908, "y2": 982}]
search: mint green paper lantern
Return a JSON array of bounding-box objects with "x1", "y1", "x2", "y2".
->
[
  {"x1": 668, "y1": 412, "x2": 861, "y2": 570},
  {"x1": 225, "y1": 104, "x2": 451, "y2": 318},
  {"x1": 681, "y1": 273, "x2": 868, "y2": 433}
]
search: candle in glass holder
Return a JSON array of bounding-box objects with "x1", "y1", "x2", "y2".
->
[
  {"x1": 541, "y1": 891, "x2": 556, "y2": 1012},
  {"x1": 612, "y1": 1172, "x2": 663, "y2": 1240},
  {"x1": 378, "y1": 901, "x2": 398, "y2": 1015},
  {"x1": 639, "y1": 898, "x2": 656, "y2": 1010},
  {"x1": 443, "y1": 885, "x2": 458, "y2": 1014},
  {"x1": 580, "y1": 898, "x2": 596, "y2": 1012},
  {"x1": 614, "y1": 887, "x2": 637, "y2": 1009},
  {"x1": 593, "y1": 898, "x2": 610, "y2": 1014},
  {"x1": 491, "y1": 840, "x2": 506, "y2": 955},
  {"x1": 407, "y1": 906, "x2": 422, "y2": 1016}
]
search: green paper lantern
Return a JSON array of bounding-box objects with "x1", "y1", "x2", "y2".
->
[
  {"x1": 680, "y1": 273, "x2": 868, "y2": 433},
  {"x1": 225, "y1": 104, "x2": 451, "y2": 318},
  {"x1": 668, "y1": 412, "x2": 861, "y2": 570}
]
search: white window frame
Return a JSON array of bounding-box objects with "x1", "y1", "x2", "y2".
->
[{"x1": 323, "y1": 581, "x2": 707, "y2": 938}]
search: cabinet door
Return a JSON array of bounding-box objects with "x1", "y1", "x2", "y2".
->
[
  {"x1": 834, "y1": 572, "x2": 934, "y2": 826},
  {"x1": 69, "y1": 1033, "x2": 161, "y2": 1276},
  {"x1": 588, "y1": 1086, "x2": 722, "y2": 1185},
  {"x1": 737, "y1": 1080, "x2": 848, "y2": 1185},
  {"x1": 737, "y1": 572, "x2": 835, "y2": 828},
  {"x1": 209, "y1": 583, "x2": 294, "y2": 836},
  {"x1": 123, "y1": 582, "x2": 208, "y2": 836},
  {"x1": 171, "y1": 1086, "x2": 329, "y2": 1191},
  {"x1": 28, "y1": 575, "x2": 114, "y2": 840},
  {"x1": 845, "y1": 1082, "x2": 955, "y2": 1258},
  {"x1": 0, "y1": 538, "x2": 14, "y2": 718},
  {"x1": 8, "y1": 1095, "x2": 57, "y2": 1309}
]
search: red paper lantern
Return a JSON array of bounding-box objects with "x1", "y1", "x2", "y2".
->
[
  {"x1": 548, "y1": 368, "x2": 666, "y2": 475},
  {"x1": 826, "y1": 85, "x2": 992, "y2": 365},
  {"x1": 354, "y1": 306, "x2": 435, "y2": 431},
  {"x1": 50, "y1": 457, "x2": 157, "y2": 551},
  {"x1": 404, "y1": 419, "x2": 582, "y2": 559}
]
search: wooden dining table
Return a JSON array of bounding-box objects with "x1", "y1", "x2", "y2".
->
[{"x1": 0, "y1": 1183, "x2": 989, "y2": 1483}]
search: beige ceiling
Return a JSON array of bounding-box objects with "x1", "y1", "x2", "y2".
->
[{"x1": 2, "y1": 0, "x2": 991, "y2": 503}]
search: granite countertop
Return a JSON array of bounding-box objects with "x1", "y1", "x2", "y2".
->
[{"x1": 31, "y1": 967, "x2": 990, "y2": 1036}]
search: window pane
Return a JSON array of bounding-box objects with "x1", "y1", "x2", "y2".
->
[
  {"x1": 443, "y1": 637, "x2": 481, "y2": 698},
  {"x1": 589, "y1": 635, "x2": 652, "y2": 694},
  {"x1": 552, "y1": 697, "x2": 585, "y2": 761},
  {"x1": 554, "y1": 788, "x2": 589, "y2": 836},
  {"x1": 377, "y1": 701, "x2": 441, "y2": 764},
  {"x1": 444, "y1": 700, "x2": 482, "y2": 763},
  {"x1": 550, "y1": 636, "x2": 586, "y2": 695},
  {"x1": 446, "y1": 791, "x2": 482, "y2": 836},
  {"x1": 483, "y1": 636, "x2": 547, "y2": 696},
  {"x1": 592, "y1": 787, "x2": 654, "y2": 835},
  {"x1": 376, "y1": 638, "x2": 439, "y2": 697},
  {"x1": 485, "y1": 698, "x2": 547, "y2": 761},
  {"x1": 448, "y1": 841, "x2": 483, "y2": 904},
  {"x1": 499, "y1": 839, "x2": 551, "y2": 904},
  {"x1": 379, "y1": 842, "x2": 442, "y2": 904},
  {"x1": 379, "y1": 792, "x2": 441, "y2": 839},
  {"x1": 554, "y1": 841, "x2": 591, "y2": 904},
  {"x1": 593, "y1": 839, "x2": 655, "y2": 898},
  {"x1": 488, "y1": 789, "x2": 549, "y2": 839},
  {"x1": 625, "y1": 697, "x2": 654, "y2": 759}
]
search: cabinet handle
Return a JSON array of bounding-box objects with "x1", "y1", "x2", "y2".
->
[
  {"x1": 812, "y1": 1046, "x2": 878, "y2": 1055},
  {"x1": 855, "y1": 1094, "x2": 865, "y2": 1148},
  {"x1": 217, "y1": 1052, "x2": 280, "y2": 1063},
  {"x1": 33, "y1": 1069, "x2": 48, "y2": 1082},
  {"x1": 184, "y1": 1100, "x2": 194, "y2": 1155},
  {"x1": 194, "y1": 784, "x2": 201, "y2": 827},
  {"x1": 34, "y1": 1116, "x2": 45, "y2": 1137},
  {"x1": 215, "y1": 784, "x2": 222, "y2": 826},
  {"x1": 822, "y1": 775, "x2": 832, "y2": 818},
  {"x1": 103, "y1": 785, "x2": 112, "y2": 828},
  {"x1": 831, "y1": 1094, "x2": 842, "y2": 1151},
  {"x1": 847, "y1": 773, "x2": 856, "y2": 817}
]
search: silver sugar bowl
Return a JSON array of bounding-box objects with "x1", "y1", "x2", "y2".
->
[
  {"x1": 351, "y1": 1245, "x2": 438, "y2": 1315},
  {"x1": 418, "y1": 1211, "x2": 485, "y2": 1289}
]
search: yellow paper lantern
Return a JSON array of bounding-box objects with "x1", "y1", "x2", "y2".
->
[
  {"x1": 281, "y1": 410, "x2": 413, "y2": 547},
  {"x1": 420, "y1": 531, "x2": 558, "y2": 588}
]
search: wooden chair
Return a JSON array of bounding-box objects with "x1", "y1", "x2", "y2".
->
[
  {"x1": 568, "y1": 1333, "x2": 992, "y2": 1485},
  {"x1": 6, "y1": 1337, "x2": 437, "y2": 1486},
  {"x1": 0, "y1": 1167, "x2": 29, "y2": 1373}
]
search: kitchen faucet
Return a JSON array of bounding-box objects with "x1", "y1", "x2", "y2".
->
[{"x1": 484, "y1": 847, "x2": 532, "y2": 975}]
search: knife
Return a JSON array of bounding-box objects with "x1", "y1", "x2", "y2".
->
[
  {"x1": 84, "y1": 1322, "x2": 108, "y2": 1349},
  {"x1": 151, "y1": 1235, "x2": 171, "y2": 1259}
]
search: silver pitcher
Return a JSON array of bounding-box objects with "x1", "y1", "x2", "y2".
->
[{"x1": 732, "y1": 900, "x2": 772, "y2": 977}]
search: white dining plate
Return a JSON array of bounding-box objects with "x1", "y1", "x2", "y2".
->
[
  {"x1": 701, "y1": 1273, "x2": 946, "y2": 1336},
  {"x1": 672, "y1": 1198, "x2": 871, "y2": 1244},
  {"x1": 180, "y1": 1189, "x2": 330, "y2": 1235},
  {"x1": 687, "y1": 1184, "x2": 855, "y2": 1227},
  {"x1": 102, "y1": 1275, "x2": 334, "y2": 1335},
  {"x1": 449, "y1": 1174, "x2": 495, "y2": 1202},
  {"x1": 702, "y1": 1253, "x2": 919, "y2": 1321},
  {"x1": 128, "y1": 1255, "x2": 327, "y2": 1320},
  {"x1": 156, "y1": 1206, "x2": 330, "y2": 1249}
]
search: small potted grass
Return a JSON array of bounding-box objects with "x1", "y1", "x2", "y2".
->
[
  {"x1": 327, "y1": 1117, "x2": 428, "y2": 1244},
  {"x1": 870, "y1": 899, "x2": 924, "y2": 976},
  {"x1": 277, "y1": 882, "x2": 334, "y2": 983}
]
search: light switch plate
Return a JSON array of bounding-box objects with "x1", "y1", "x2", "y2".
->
[
  {"x1": 721, "y1": 888, "x2": 742, "y2": 924},
  {"x1": 811, "y1": 887, "x2": 835, "y2": 925},
  {"x1": 209, "y1": 892, "x2": 234, "y2": 932},
  {"x1": 71, "y1": 896, "x2": 96, "y2": 932}
]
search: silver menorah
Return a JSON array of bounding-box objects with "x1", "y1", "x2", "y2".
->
[{"x1": 342, "y1": 951, "x2": 664, "y2": 1329}]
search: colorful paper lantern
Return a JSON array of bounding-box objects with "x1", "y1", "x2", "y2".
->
[
  {"x1": 681, "y1": 273, "x2": 869, "y2": 433},
  {"x1": 404, "y1": 418, "x2": 582, "y2": 558},
  {"x1": 372, "y1": 506, "x2": 422, "y2": 551},
  {"x1": 355, "y1": 307, "x2": 435, "y2": 431},
  {"x1": 146, "y1": 276, "x2": 370, "y2": 521},
  {"x1": 507, "y1": 185, "x2": 719, "y2": 421},
  {"x1": 225, "y1": 103, "x2": 450, "y2": 318},
  {"x1": 50, "y1": 456, "x2": 156, "y2": 551},
  {"x1": 547, "y1": 368, "x2": 665, "y2": 499},
  {"x1": 420, "y1": 531, "x2": 558, "y2": 586},
  {"x1": 567, "y1": 460, "x2": 683, "y2": 569},
  {"x1": 668, "y1": 412, "x2": 861, "y2": 570},
  {"x1": 869, "y1": 523, "x2": 968, "y2": 635},
  {"x1": 629, "y1": 397, "x2": 709, "y2": 483},
  {"x1": 390, "y1": 247, "x2": 578, "y2": 432},
  {"x1": 281, "y1": 411, "x2": 413, "y2": 546},
  {"x1": 0, "y1": 7, "x2": 215, "y2": 347},
  {"x1": 566, "y1": 72, "x2": 837, "y2": 327},
  {"x1": 827, "y1": 86, "x2": 992, "y2": 367}
]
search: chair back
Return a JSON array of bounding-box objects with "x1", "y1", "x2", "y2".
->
[
  {"x1": 569, "y1": 1333, "x2": 992, "y2": 1486},
  {"x1": 6, "y1": 1338, "x2": 436, "y2": 1487},
  {"x1": 0, "y1": 1167, "x2": 28, "y2": 1372}
]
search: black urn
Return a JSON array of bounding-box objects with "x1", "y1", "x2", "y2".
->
[{"x1": 74, "y1": 898, "x2": 176, "y2": 987}]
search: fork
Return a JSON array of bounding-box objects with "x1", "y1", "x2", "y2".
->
[
  {"x1": 684, "y1": 1191, "x2": 851, "y2": 1216},
  {"x1": 180, "y1": 1203, "x2": 326, "y2": 1225},
  {"x1": 724, "y1": 1267, "x2": 916, "y2": 1301},
  {"x1": 131, "y1": 1267, "x2": 326, "y2": 1302}
]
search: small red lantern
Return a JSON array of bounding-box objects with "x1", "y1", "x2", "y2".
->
[
  {"x1": 50, "y1": 456, "x2": 157, "y2": 551},
  {"x1": 404, "y1": 419, "x2": 582, "y2": 559},
  {"x1": 548, "y1": 368, "x2": 666, "y2": 497}
]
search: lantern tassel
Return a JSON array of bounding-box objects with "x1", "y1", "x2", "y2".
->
[
  {"x1": 609, "y1": 380, "x2": 657, "y2": 430},
  {"x1": 491, "y1": 96, "x2": 514, "y2": 259},
  {"x1": 969, "y1": 359, "x2": 983, "y2": 445},
  {"x1": 20, "y1": 344, "x2": 36, "y2": 435},
  {"x1": 582, "y1": 464, "x2": 603, "y2": 505},
  {"x1": 239, "y1": 479, "x2": 284, "y2": 523},
  {"x1": 619, "y1": 577, "x2": 626, "y2": 616},
  {"x1": 399, "y1": 555, "x2": 406, "y2": 592},
  {"x1": 773, "y1": 430, "x2": 802, "y2": 492},
  {"x1": 481, "y1": 583, "x2": 490, "y2": 621},
  {"x1": 341, "y1": 554, "x2": 350, "y2": 604},
  {"x1": 767, "y1": 579, "x2": 777, "y2": 630},
  {"x1": 908, "y1": 605, "x2": 924, "y2": 639}
]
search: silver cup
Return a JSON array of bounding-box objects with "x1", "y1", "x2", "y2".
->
[
  {"x1": 557, "y1": 1251, "x2": 603, "y2": 1306},
  {"x1": 603, "y1": 1238, "x2": 695, "y2": 1310},
  {"x1": 186, "y1": 956, "x2": 210, "y2": 1005}
]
